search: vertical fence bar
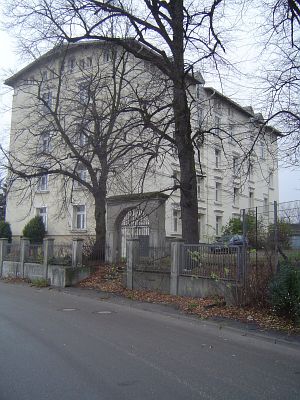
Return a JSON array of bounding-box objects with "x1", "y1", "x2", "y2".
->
[
  {"x1": 170, "y1": 241, "x2": 183, "y2": 295},
  {"x1": 274, "y1": 200, "x2": 279, "y2": 272},
  {"x1": 126, "y1": 239, "x2": 139, "y2": 290},
  {"x1": 20, "y1": 238, "x2": 30, "y2": 278},
  {"x1": 43, "y1": 238, "x2": 54, "y2": 280},
  {"x1": 72, "y1": 238, "x2": 83, "y2": 268}
]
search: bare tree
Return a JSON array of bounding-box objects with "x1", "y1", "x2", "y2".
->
[{"x1": 4, "y1": 0, "x2": 231, "y2": 243}]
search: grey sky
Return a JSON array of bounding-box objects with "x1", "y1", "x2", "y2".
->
[{"x1": 0, "y1": 11, "x2": 299, "y2": 203}]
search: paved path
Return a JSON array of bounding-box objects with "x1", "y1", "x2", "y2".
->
[{"x1": 0, "y1": 282, "x2": 299, "y2": 400}]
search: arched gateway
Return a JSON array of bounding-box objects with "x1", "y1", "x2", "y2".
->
[{"x1": 106, "y1": 192, "x2": 168, "y2": 262}]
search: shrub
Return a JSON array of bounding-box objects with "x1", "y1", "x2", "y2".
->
[
  {"x1": 268, "y1": 264, "x2": 300, "y2": 322},
  {"x1": 22, "y1": 216, "x2": 46, "y2": 243},
  {"x1": 0, "y1": 221, "x2": 12, "y2": 242}
]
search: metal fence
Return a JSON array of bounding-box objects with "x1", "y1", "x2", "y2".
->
[
  {"x1": 3, "y1": 242, "x2": 21, "y2": 262},
  {"x1": 134, "y1": 246, "x2": 171, "y2": 273},
  {"x1": 181, "y1": 244, "x2": 243, "y2": 282},
  {"x1": 48, "y1": 243, "x2": 72, "y2": 266},
  {"x1": 26, "y1": 244, "x2": 44, "y2": 263}
]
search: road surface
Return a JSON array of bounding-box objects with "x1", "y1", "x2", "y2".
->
[{"x1": 0, "y1": 281, "x2": 299, "y2": 400}]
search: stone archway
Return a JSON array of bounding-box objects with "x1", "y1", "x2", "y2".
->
[{"x1": 106, "y1": 192, "x2": 168, "y2": 262}]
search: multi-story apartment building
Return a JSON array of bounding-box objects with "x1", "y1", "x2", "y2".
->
[{"x1": 4, "y1": 41, "x2": 279, "y2": 258}]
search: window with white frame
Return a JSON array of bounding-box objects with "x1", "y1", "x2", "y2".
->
[
  {"x1": 269, "y1": 171, "x2": 274, "y2": 187},
  {"x1": 259, "y1": 140, "x2": 265, "y2": 159},
  {"x1": 228, "y1": 124, "x2": 235, "y2": 144},
  {"x1": 214, "y1": 116, "x2": 221, "y2": 134},
  {"x1": 197, "y1": 105, "x2": 203, "y2": 126},
  {"x1": 249, "y1": 162, "x2": 254, "y2": 179},
  {"x1": 87, "y1": 56, "x2": 93, "y2": 67},
  {"x1": 37, "y1": 175, "x2": 48, "y2": 192},
  {"x1": 215, "y1": 148, "x2": 221, "y2": 168},
  {"x1": 196, "y1": 175, "x2": 204, "y2": 199},
  {"x1": 78, "y1": 129, "x2": 88, "y2": 147},
  {"x1": 215, "y1": 181, "x2": 222, "y2": 202},
  {"x1": 263, "y1": 197, "x2": 269, "y2": 215},
  {"x1": 198, "y1": 214, "x2": 205, "y2": 241},
  {"x1": 103, "y1": 49, "x2": 112, "y2": 63},
  {"x1": 173, "y1": 209, "x2": 180, "y2": 232},
  {"x1": 37, "y1": 207, "x2": 47, "y2": 230},
  {"x1": 68, "y1": 58, "x2": 75, "y2": 73},
  {"x1": 41, "y1": 91, "x2": 52, "y2": 112},
  {"x1": 249, "y1": 191, "x2": 254, "y2": 208},
  {"x1": 74, "y1": 168, "x2": 87, "y2": 188},
  {"x1": 79, "y1": 58, "x2": 85, "y2": 69},
  {"x1": 233, "y1": 156, "x2": 239, "y2": 175},
  {"x1": 216, "y1": 216, "x2": 222, "y2": 237},
  {"x1": 41, "y1": 70, "x2": 48, "y2": 81},
  {"x1": 214, "y1": 97, "x2": 222, "y2": 113},
  {"x1": 39, "y1": 132, "x2": 51, "y2": 153},
  {"x1": 233, "y1": 187, "x2": 239, "y2": 206},
  {"x1": 173, "y1": 170, "x2": 180, "y2": 189},
  {"x1": 73, "y1": 205, "x2": 86, "y2": 230},
  {"x1": 78, "y1": 83, "x2": 89, "y2": 104}
]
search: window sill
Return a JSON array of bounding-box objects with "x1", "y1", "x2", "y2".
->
[
  {"x1": 36, "y1": 190, "x2": 49, "y2": 194},
  {"x1": 214, "y1": 201, "x2": 222, "y2": 207},
  {"x1": 232, "y1": 205, "x2": 239, "y2": 210},
  {"x1": 70, "y1": 229, "x2": 87, "y2": 233}
]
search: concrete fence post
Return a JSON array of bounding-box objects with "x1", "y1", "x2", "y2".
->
[
  {"x1": 43, "y1": 238, "x2": 54, "y2": 279},
  {"x1": 0, "y1": 238, "x2": 8, "y2": 277},
  {"x1": 72, "y1": 238, "x2": 83, "y2": 268},
  {"x1": 170, "y1": 241, "x2": 184, "y2": 295},
  {"x1": 20, "y1": 238, "x2": 30, "y2": 278},
  {"x1": 126, "y1": 239, "x2": 139, "y2": 290}
]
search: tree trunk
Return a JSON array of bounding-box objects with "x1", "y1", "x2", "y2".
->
[
  {"x1": 171, "y1": 0, "x2": 199, "y2": 243},
  {"x1": 94, "y1": 189, "x2": 107, "y2": 261}
]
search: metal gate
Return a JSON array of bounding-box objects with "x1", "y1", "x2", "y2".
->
[{"x1": 121, "y1": 208, "x2": 149, "y2": 258}]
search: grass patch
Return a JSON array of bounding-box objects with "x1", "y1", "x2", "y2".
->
[{"x1": 30, "y1": 278, "x2": 49, "y2": 288}]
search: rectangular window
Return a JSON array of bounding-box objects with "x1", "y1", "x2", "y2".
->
[
  {"x1": 78, "y1": 130, "x2": 87, "y2": 146},
  {"x1": 103, "y1": 50, "x2": 112, "y2": 63},
  {"x1": 37, "y1": 175, "x2": 48, "y2": 192},
  {"x1": 78, "y1": 83, "x2": 89, "y2": 104},
  {"x1": 197, "y1": 106, "x2": 203, "y2": 126},
  {"x1": 214, "y1": 98, "x2": 222, "y2": 113},
  {"x1": 228, "y1": 124, "x2": 235, "y2": 144},
  {"x1": 173, "y1": 171, "x2": 180, "y2": 189},
  {"x1": 41, "y1": 91, "x2": 52, "y2": 112},
  {"x1": 263, "y1": 197, "x2": 269, "y2": 215},
  {"x1": 79, "y1": 58, "x2": 85, "y2": 69},
  {"x1": 215, "y1": 181, "x2": 222, "y2": 202},
  {"x1": 73, "y1": 205, "x2": 86, "y2": 230},
  {"x1": 196, "y1": 176, "x2": 204, "y2": 199},
  {"x1": 41, "y1": 70, "x2": 48, "y2": 81},
  {"x1": 214, "y1": 116, "x2": 221, "y2": 134},
  {"x1": 173, "y1": 210, "x2": 179, "y2": 232},
  {"x1": 259, "y1": 140, "x2": 265, "y2": 159},
  {"x1": 37, "y1": 207, "x2": 47, "y2": 230},
  {"x1": 198, "y1": 214, "x2": 205, "y2": 241},
  {"x1": 87, "y1": 57, "x2": 93, "y2": 67},
  {"x1": 68, "y1": 58, "x2": 75, "y2": 73},
  {"x1": 216, "y1": 216, "x2": 222, "y2": 237},
  {"x1": 74, "y1": 168, "x2": 87, "y2": 189},
  {"x1": 233, "y1": 187, "x2": 239, "y2": 206},
  {"x1": 249, "y1": 191, "x2": 254, "y2": 208},
  {"x1": 40, "y1": 132, "x2": 50, "y2": 153},
  {"x1": 269, "y1": 171, "x2": 274, "y2": 187},
  {"x1": 233, "y1": 156, "x2": 239, "y2": 175},
  {"x1": 249, "y1": 162, "x2": 254, "y2": 178},
  {"x1": 215, "y1": 148, "x2": 221, "y2": 168}
]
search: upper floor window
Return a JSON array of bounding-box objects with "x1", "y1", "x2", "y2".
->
[
  {"x1": 249, "y1": 162, "x2": 254, "y2": 179},
  {"x1": 68, "y1": 58, "x2": 75, "y2": 73},
  {"x1": 196, "y1": 175, "x2": 204, "y2": 199},
  {"x1": 269, "y1": 171, "x2": 274, "y2": 187},
  {"x1": 78, "y1": 83, "x2": 89, "y2": 105},
  {"x1": 215, "y1": 181, "x2": 222, "y2": 202},
  {"x1": 173, "y1": 209, "x2": 180, "y2": 232},
  {"x1": 197, "y1": 105, "x2": 203, "y2": 126},
  {"x1": 214, "y1": 97, "x2": 222, "y2": 113},
  {"x1": 233, "y1": 156, "x2": 239, "y2": 175},
  {"x1": 263, "y1": 197, "x2": 269, "y2": 215},
  {"x1": 215, "y1": 148, "x2": 221, "y2": 168},
  {"x1": 39, "y1": 132, "x2": 51, "y2": 153},
  {"x1": 41, "y1": 91, "x2": 52, "y2": 112},
  {"x1": 259, "y1": 140, "x2": 265, "y2": 159},
  {"x1": 233, "y1": 187, "x2": 239, "y2": 206},
  {"x1": 74, "y1": 168, "x2": 87, "y2": 189},
  {"x1": 37, "y1": 175, "x2": 48, "y2": 192},
  {"x1": 87, "y1": 57, "x2": 93, "y2": 67},
  {"x1": 173, "y1": 170, "x2": 180, "y2": 189},
  {"x1": 103, "y1": 50, "x2": 112, "y2": 63},
  {"x1": 228, "y1": 124, "x2": 235, "y2": 144},
  {"x1": 41, "y1": 70, "x2": 48, "y2": 81},
  {"x1": 249, "y1": 191, "x2": 254, "y2": 208}
]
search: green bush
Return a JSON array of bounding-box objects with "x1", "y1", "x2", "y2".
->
[
  {"x1": 268, "y1": 264, "x2": 300, "y2": 322},
  {"x1": 22, "y1": 216, "x2": 46, "y2": 243},
  {"x1": 0, "y1": 221, "x2": 12, "y2": 242}
]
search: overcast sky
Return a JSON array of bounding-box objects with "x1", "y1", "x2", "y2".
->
[{"x1": 0, "y1": 13, "x2": 299, "y2": 203}]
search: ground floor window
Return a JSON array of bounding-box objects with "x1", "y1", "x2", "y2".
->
[
  {"x1": 73, "y1": 205, "x2": 86, "y2": 230},
  {"x1": 37, "y1": 207, "x2": 47, "y2": 230},
  {"x1": 216, "y1": 216, "x2": 222, "y2": 237}
]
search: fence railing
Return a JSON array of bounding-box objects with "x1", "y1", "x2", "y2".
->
[
  {"x1": 25, "y1": 244, "x2": 44, "y2": 263},
  {"x1": 3, "y1": 243, "x2": 21, "y2": 262},
  {"x1": 134, "y1": 246, "x2": 171, "y2": 272},
  {"x1": 48, "y1": 244, "x2": 72, "y2": 266},
  {"x1": 181, "y1": 244, "x2": 243, "y2": 282}
]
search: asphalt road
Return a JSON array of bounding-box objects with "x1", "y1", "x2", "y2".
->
[{"x1": 0, "y1": 282, "x2": 299, "y2": 400}]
